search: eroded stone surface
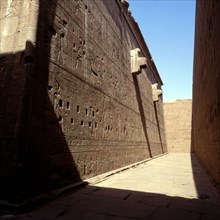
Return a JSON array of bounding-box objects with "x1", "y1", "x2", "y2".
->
[{"x1": 0, "y1": 0, "x2": 166, "y2": 205}]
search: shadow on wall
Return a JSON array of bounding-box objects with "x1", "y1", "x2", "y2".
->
[
  {"x1": 133, "y1": 73, "x2": 165, "y2": 157},
  {"x1": 0, "y1": 0, "x2": 81, "y2": 206},
  {"x1": 191, "y1": 94, "x2": 217, "y2": 200},
  {"x1": 190, "y1": 113, "x2": 194, "y2": 153},
  {"x1": 132, "y1": 73, "x2": 152, "y2": 158},
  {"x1": 153, "y1": 102, "x2": 164, "y2": 154},
  {"x1": 27, "y1": 0, "x2": 82, "y2": 196},
  {"x1": 191, "y1": 98, "x2": 218, "y2": 200}
]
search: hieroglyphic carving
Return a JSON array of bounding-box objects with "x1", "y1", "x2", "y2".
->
[
  {"x1": 90, "y1": 54, "x2": 106, "y2": 78},
  {"x1": 72, "y1": 36, "x2": 85, "y2": 68},
  {"x1": 74, "y1": 0, "x2": 84, "y2": 17},
  {"x1": 111, "y1": 41, "x2": 120, "y2": 64},
  {"x1": 87, "y1": 42, "x2": 107, "y2": 82},
  {"x1": 0, "y1": 0, "x2": 166, "y2": 203}
]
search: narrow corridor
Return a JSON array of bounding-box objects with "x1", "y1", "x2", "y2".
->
[{"x1": 13, "y1": 153, "x2": 220, "y2": 220}]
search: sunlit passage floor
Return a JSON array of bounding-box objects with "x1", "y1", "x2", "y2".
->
[{"x1": 9, "y1": 153, "x2": 220, "y2": 219}]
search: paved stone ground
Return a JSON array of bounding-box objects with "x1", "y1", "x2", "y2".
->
[{"x1": 2, "y1": 153, "x2": 220, "y2": 219}]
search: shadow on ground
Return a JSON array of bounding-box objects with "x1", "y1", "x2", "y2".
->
[
  {"x1": 14, "y1": 185, "x2": 220, "y2": 220},
  {"x1": 191, "y1": 153, "x2": 220, "y2": 202}
]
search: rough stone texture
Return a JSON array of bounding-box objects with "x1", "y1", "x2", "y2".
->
[
  {"x1": 130, "y1": 48, "x2": 147, "y2": 74},
  {"x1": 0, "y1": 0, "x2": 166, "y2": 205},
  {"x1": 164, "y1": 100, "x2": 192, "y2": 153},
  {"x1": 192, "y1": 0, "x2": 220, "y2": 188}
]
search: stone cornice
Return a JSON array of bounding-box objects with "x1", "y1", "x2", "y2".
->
[{"x1": 117, "y1": 0, "x2": 163, "y2": 85}]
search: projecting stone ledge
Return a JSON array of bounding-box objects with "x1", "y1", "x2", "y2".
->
[
  {"x1": 130, "y1": 48, "x2": 147, "y2": 74},
  {"x1": 152, "y1": 83, "x2": 162, "y2": 102}
]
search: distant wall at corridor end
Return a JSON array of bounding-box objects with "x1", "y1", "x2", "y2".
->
[
  {"x1": 164, "y1": 99, "x2": 192, "y2": 153},
  {"x1": 192, "y1": 0, "x2": 220, "y2": 188}
]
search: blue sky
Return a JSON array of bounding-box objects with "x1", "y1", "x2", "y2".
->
[{"x1": 129, "y1": 0, "x2": 196, "y2": 100}]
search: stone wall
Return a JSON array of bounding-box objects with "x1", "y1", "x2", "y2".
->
[
  {"x1": 192, "y1": 0, "x2": 220, "y2": 187},
  {"x1": 0, "y1": 0, "x2": 166, "y2": 204},
  {"x1": 0, "y1": 0, "x2": 40, "y2": 204},
  {"x1": 164, "y1": 100, "x2": 192, "y2": 153}
]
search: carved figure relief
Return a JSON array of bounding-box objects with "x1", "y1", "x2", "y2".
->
[
  {"x1": 91, "y1": 54, "x2": 105, "y2": 78},
  {"x1": 73, "y1": 36, "x2": 85, "y2": 68}
]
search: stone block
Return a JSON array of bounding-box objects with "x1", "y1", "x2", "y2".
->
[{"x1": 130, "y1": 48, "x2": 147, "y2": 74}]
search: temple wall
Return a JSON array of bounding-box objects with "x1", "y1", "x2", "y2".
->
[
  {"x1": 0, "y1": 0, "x2": 166, "y2": 203},
  {"x1": 164, "y1": 99, "x2": 192, "y2": 153},
  {"x1": 192, "y1": 0, "x2": 220, "y2": 188}
]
